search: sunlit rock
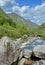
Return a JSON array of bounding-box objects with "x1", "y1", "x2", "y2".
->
[
  {"x1": 0, "y1": 36, "x2": 21, "y2": 65},
  {"x1": 33, "y1": 45, "x2": 45, "y2": 59}
]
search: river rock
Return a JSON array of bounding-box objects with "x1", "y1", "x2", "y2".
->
[
  {"x1": 33, "y1": 45, "x2": 45, "y2": 59},
  {"x1": 18, "y1": 58, "x2": 27, "y2": 65},
  {"x1": 43, "y1": 40, "x2": 45, "y2": 44},
  {"x1": 39, "y1": 60, "x2": 45, "y2": 65},
  {"x1": 23, "y1": 60, "x2": 32, "y2": 65},
  {"x1": 21, "y1": 35, "x2": 28, "y2": 39},
  {"x1": 24, "y1": 50, "x2": 32, "y2": 59},
  {"x1": 0, "y1": 36, "x2": 21, "y2": 65},
  {"x1": 32, "y1": 60, "x2": 45, "y2": 65}
]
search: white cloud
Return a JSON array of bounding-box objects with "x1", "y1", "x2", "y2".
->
[
  {"x1": 20, "y1": 6, "x2": 30, "y2": 13},
  {"x1": 0, "y1": 0, "x2": 45, "y2": 24},
  {"x1": 0, "y1": 0, "x2": 6, "y2": 6},
  {"x1": 12, "y1": 3, "x2": 45, "y2": 24},
  {"x1": 12, "y1": 6, "x2": 20, "y2": 12},
  {"x1": 12, "y1": 5, "x2": 30, "y2": 16},
  {"x1": 12, "y1": 5, "x2": 30, "y2": 13},
  {"x1": 0, "y1": 0, "x2": 17, "y2": 6},
  {"x1": 31, "y1": 3, "x2": 45, "y2": 24}
]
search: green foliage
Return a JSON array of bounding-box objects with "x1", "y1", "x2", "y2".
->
[
  {"x1": 0, "y1": 8, "x2": 45, "y2": 40},
  {"x1": 32, "y1": 23, "x2": 45, "y2": 39},
  {"x1": 0, "y1": 8, "x2": 31, "y2": 39}
]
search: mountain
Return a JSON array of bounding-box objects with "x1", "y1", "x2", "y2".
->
[
  {"x1": 0, "y1": 8, "x2": 45, "y2": 40},
  {"x1": 38, "y1": 23, "x2": 45, "y2": 39},
  {"x1": 33, "y1": 23, "x2": 45, "y2": 39},
  {"x1": 0, "y1": 8, "x2": 35, "y2": 39},
  {"x1": 8, "y1": 13, "x2": 38, "y2": 30},
  {"x1": 39, "y1": 23, "x2": 45, "y2": 28},
  {"x1": 0, "y1": 8, "x2": 9, "y2": 19},
  {"x1": 0, "y1": 8, "x2": 15, "y2": 27}
]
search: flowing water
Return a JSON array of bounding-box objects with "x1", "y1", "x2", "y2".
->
[
  {"x1": 21, "y1": 38, "x2": 45, "y2": 65},
  {"x1": 22, "y1": 38, "x2": 43, "y2": 50}
]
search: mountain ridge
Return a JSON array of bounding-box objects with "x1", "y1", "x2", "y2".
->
[
  {"x1": 0, "y1": 8, "x2": 32, "y2": 39},
  {"x1": 8, "y1": 12, "x2": 38, "y2": 30}
]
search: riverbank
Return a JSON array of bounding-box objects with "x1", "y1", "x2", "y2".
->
[
  {"x1": 18, "y1": 37, "x2": 45, "y2": 65},
  {"x1": 0, "y1": 36, "x2": 45, "y2": 65}
]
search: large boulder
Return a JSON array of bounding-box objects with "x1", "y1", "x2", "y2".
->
[
  {"x1": 23, "y1": 50, "x2": 32, "y2": 59},
  {"x1": 33, "y1": 45, "x2": 45, "y2": 59},
  {"x1": 0, "y1": 36, "x2": 22, "y2": 65}
]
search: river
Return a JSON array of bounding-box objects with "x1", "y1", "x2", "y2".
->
[{"x1": 21, "y1": 38, "x2": 43, "y2": 50}]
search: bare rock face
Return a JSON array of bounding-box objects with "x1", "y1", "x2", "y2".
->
[
  {"x1": 33, "y1": 45, "x2": 45, "y2": 59},
  {"x1": 0, "y1": 36, "x2": 21, "y2": 65}
]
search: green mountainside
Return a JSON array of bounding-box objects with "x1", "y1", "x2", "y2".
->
[
  {"x1": 0, "y1": 8, "x2": 31, "y2": 39},
  {"x1": 31, "y1": 23, "x2": 45, "y2": 39},
  {"x1": 0, "y1": 8, "x2": 45, "y2": 40},
  {"x1": 36, "y1": 23, "x2": 45, "y2": 39},
  {"x1": 8, "y1": 13, "x2": 38, "y2": 30}
]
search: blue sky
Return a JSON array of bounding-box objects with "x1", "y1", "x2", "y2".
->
[
  {"x1": 0, "y1": 0, "x2": 45, "y2": 25},
  {"x1": 16, "y1": 0, "x2": 42, "y2": 7}
]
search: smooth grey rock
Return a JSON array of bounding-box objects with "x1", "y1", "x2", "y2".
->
[
  {"x1": 0, "y1": 36, "x2": 21, "y2": 65},
  {"x1": 32, "y1": 60, "x2": 45, "y2": 65},
  {"x1": 39, "y1": 60, "x2": 45, "y2": 65},
  {"x1": 43, "y1": 40, "x2": 45, "y2": 44},
  {"x1": 24, "y1": 50, "x2": 32, "y2": 58},
  {"x1": 33, "y1": 45, "x2": 45, "y2": 58}
]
